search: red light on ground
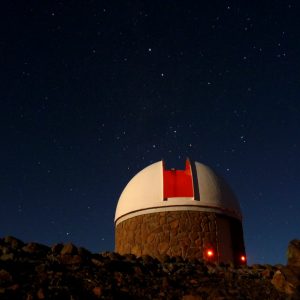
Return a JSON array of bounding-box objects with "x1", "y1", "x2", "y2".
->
[
  {"x1": 240, "y1": 255, "x2": 246, "y2": 262},
  {"x1": 207, "y1": 249, "x2": 214, "y2": 257}
]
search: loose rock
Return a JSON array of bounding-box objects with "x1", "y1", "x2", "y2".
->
[
  {"x1": 0, "y1": 236, "x2": 296, "y2": 299},
  {"x1": 60, "y1": 243, "x2": 77, "y2": 255},
  {"x1": 287, "y1": 239, "x2": 300, "y2": 268}
]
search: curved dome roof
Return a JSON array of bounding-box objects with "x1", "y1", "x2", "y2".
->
[{"x1": 115, "y1": 160, "x2": 242, "y2": 225}]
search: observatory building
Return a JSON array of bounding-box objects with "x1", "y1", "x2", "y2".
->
[{"x1": 114, "y1": 159, "x2": 246, "y2": 264}]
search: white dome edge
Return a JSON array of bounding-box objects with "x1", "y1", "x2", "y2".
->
[
  {"x1": 114, "y1": 160, "x2": 242, "y2": 224},
  {"x1": 114, "y1": 161, "x2": 163, "y2": 222}
]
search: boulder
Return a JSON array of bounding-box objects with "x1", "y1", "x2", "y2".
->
[
  {"x1": 271, "y1": 270, "x2": 295, "y2": 295},
  {"x1": 0, "y1": 253, "x2": 14, "y2": 261},
  {"x1": 22, "y1": 242, "x2": 49, "y2": 254},
  {"x1": 0, "y1": 269, "x2": 12, "y2": 283},
  {"x1": 287, "y1": 239, "x2": 300, "y2": 268},
  {"x1": 60, "y1": 243, "x2": 78, "y2": 255},
  {"x1": 3, "y1": 236, "x2": 24, "y2": 250},
  {"x1": 92, "y1": 286, "x2": 103, "y2": 298},
  {"x1": 51, "y1": 243, "x2": 63, "y2": 254},
  {"x1": 59, "y1": 254, "x2": 82, "y2": 265},
  {"x1": 78, "y1": 247, "x2": 91, "y2": 257}
]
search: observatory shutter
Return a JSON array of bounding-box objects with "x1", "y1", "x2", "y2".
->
[{"x1": 163, "y1": 160, "x2": 194, "y2": 199}]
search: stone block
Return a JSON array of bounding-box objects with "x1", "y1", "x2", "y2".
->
[
  {"x1": 159, "y1": 217, "x2": 166, "y2": 225},
  {"x1": 146, "y1": 233, "x2": 155, "y2": 244},
  {"x1": 195, "y1": 239, "x2": 202, "y2": 247},
  {"x1": 169, "y1": 219, "x2": 180, "y2": 229},
  {"x1": 131, "y1": 245, "x2": 142, "y2": 257},
  {"x1": 158, "y1": 242, "x2": 169, "y2": 254},
  {"x1": 189, "y1": 231, "x2": 199, "y2": 241}
]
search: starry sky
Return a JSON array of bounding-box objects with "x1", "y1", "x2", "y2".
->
[{"x1": 1, "y1": 1, "x2": 299, "y2": 264}]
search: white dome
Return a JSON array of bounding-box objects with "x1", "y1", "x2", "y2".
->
[{"x1": 115, "y1": 160, "x2": 242, "y2": 225}]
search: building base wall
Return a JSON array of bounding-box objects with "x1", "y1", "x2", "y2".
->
[{"x1": 115, "y1": 211, "x2": 219, "y2": 260}]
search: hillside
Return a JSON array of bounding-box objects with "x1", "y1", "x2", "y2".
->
[{"x1": 0, "y1": 236, "x2": 299, "y2": 299}]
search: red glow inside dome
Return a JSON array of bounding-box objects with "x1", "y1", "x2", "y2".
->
[{"x1": 163, "y1": 160, "x2": 194, "y2": 198}]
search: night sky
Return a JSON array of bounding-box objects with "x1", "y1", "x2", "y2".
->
[{"x1": 1, "y1": 1, "x2": 299, "y2": 265}]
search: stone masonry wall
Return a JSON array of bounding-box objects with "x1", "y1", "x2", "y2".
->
[{"x1": 115, "y1": 211, "x2": 217, "y2": 260}]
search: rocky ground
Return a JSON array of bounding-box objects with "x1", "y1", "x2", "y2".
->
[{"x1": 0, "y1": 236, "x2": 299, "y2": 299}]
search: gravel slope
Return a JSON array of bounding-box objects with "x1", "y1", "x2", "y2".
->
[{"x1": 0, "y1": 236, "x2": 299, "y2": 299}]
